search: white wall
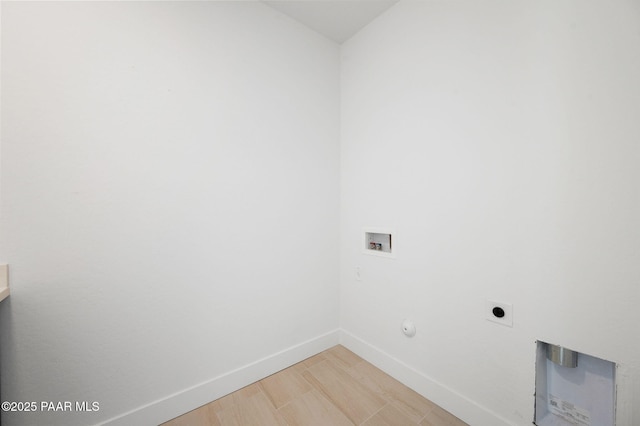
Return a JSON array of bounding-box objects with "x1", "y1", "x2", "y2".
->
[
  {"x1": 340, "y1": 1, "x2": 640, "y2": 425},
  {"x1": 0, "y1": 2, "x2": 340, "y2": 425},
  {"x1": 3, "y1": 1, "x2": 640, "y2": 425}
]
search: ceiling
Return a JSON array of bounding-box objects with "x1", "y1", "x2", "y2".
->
[{"x1": 263, "y1": 1, "x2": 399, "y2": 44}]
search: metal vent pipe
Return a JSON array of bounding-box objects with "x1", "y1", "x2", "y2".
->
[{"x1": 546, "y1": 343, "x2": 578, "y2": 368}]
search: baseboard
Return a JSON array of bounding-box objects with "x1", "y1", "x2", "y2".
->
[
  {"x1": 99, "y1": 328, "x2": 510, "y2": 426},
  {"x1": 100, "y1": 329, "x2": 340, "y2": 426},
  {"x1": 339, "y1": 329, "x2": 514, "y2": 426}
]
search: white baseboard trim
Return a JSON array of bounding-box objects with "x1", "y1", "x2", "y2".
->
[
  {"x1": 100, "y1": 329, "x2": 340, "y2": 426},
  {"x1": 339, "y1": 329, "x2": 514, "y2": 426}
]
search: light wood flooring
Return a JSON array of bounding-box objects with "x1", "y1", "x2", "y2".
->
[{"x1": 162, "y1": 345, "x2": 468, "y2": 426}]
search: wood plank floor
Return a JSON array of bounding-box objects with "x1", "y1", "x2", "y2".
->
[{"x1": 162, "y1": 345, "x2": 468, "y2": 426}]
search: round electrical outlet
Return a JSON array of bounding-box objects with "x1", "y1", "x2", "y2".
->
[{"x1": 492, "y1": 307, "x2": 505, "y2": 318}]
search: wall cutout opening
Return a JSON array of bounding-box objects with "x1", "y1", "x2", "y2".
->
[
  {"x1": 363, "y1": 228, "x2": 395, "y2": 258},
  {"x1": 535, "y1": 341, "x2": 615, "y2": 426}
]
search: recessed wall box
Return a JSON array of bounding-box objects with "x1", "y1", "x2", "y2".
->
[
  {"x1": 534, "y1": 341, "x2": 615, "y2": 426},
  {"x1": 363, "y1": 228, "x2": 395, "y2": 258}
]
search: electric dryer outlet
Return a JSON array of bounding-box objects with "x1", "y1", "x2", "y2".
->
[{"x1": 486, "y1": 300, "x2": 513, "y2": 327}]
